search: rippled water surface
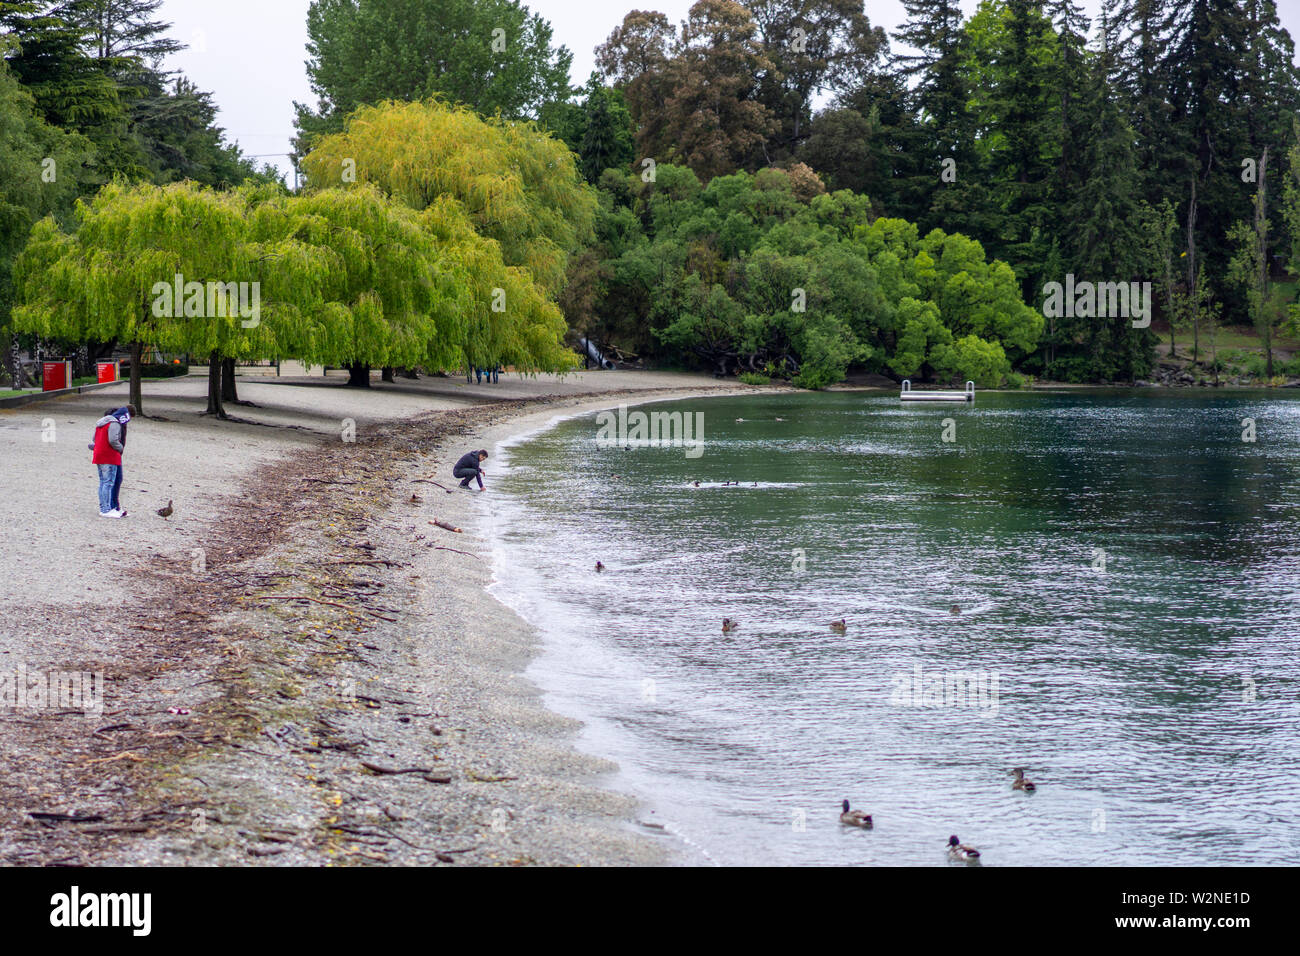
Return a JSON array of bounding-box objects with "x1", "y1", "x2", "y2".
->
[{"x1": 484, "y1": 389, "x2": 1300, "y2": 865}]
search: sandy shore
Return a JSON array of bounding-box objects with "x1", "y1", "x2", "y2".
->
[{"x1": 0, "y1": 369, "x2": 751, "y2": 866}]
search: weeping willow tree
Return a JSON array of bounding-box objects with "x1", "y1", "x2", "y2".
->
[
  {"x1": 12, "y1": 181, "x2": 329, "y2": 416},
  {"x1": 299, "y1": 98, "x2": 596, "y2": 297},
  {"x1": 248, "y1": 185, "x2": 472, "y2": 385}
]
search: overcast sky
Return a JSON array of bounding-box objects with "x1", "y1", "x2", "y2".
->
[{"x1": 158, "y1": 0, "x2": 1300, "y2": 181}]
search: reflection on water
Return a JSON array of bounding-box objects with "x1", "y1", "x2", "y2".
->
[{"x1": 484, "y1": 390, "x2": 1300, "y2": 865}]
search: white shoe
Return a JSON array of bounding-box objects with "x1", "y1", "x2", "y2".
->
[{"x1": 100, "y1": 509, "x2": 123, "y2": 518}]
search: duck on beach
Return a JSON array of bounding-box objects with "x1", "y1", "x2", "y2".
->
[
  {"x1": 840, "y1": 800, "x2": 872, "y2": 828},
  {"x1": 829, "y1": 619, "x2": 847, "y2": 633},
  {"x1": 1011, "y1": 767, "x2": 1036, "y2": 791},
  {"x1": 722, "y1": 618, "x2": 739, "y2": 633},
  {"x1": 947, "y1": 835, "x2": 980, "y2": 862}
]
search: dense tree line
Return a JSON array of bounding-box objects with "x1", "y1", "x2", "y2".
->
[
  {"x1": 10, "y1": 0, "x2": 1300, "y2": 394},
  {"x1": 298, "y1": 0, "x2": 1300, "y2": 385},
  {"x1": 584, "y1": 0, "x2": 1300, "y2": 383},
  {"x1": 1, "y1": 0, "x2": 274, "y2": 383},
  {"x1": 564, "y1": 162, "x2": 1040, "y2": 387}
]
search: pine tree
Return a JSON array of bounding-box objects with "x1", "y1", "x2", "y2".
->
[
  {"x1": 892, "y1": 0, "x2": 981, "y2": 237},
  {"x1": 1059, "y1": 11, "x2": 1152, "y2": 381}
]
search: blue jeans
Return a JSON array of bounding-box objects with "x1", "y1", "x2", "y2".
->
[{"x1": 97, "y1": 464, "x2": 120, "y2": 513}]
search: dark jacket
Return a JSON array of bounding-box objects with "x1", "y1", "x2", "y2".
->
[{"x1": 454, "y1": 452, "x2": 483, "y2": 475}]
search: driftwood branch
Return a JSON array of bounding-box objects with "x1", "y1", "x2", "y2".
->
[
  {"x1": 412, "y1": 478, "x2": 456, "y2": 494},
  {"x1": 360, "y1": 762, "x2": 436, "y2": 775},
  {"x1": 435, "y1": 546, "x2": 477, "y2": 558}
]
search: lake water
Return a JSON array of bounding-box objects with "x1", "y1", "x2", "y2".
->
[{"x1": 484, "y1": 389, "x2": 1300, "y2": 866}]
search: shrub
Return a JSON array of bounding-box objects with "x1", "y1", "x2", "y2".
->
[
  {"x1": 792, "y1": 365, "x2": 840, "y2": 389},
  {"x1": 933, "y1": 334, "x2": 1010, "y2": 388},
  {"x1": 737, "y1": 372, "x2": 770, "y2": 385}
]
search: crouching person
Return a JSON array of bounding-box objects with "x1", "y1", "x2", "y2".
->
[{"x1": 453, "y1": 449, "x2": 488, "y2": 490}]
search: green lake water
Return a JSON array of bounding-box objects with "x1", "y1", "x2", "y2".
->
[{"x1": 485, "y1": 388, "x2": 1300, "y2": 865}]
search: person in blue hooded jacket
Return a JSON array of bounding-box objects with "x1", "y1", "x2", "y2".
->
[
  {"x1": 453, "y1": 449, "x2": 487, "y2": 490},
  {"x1": 88, "y1": 405, "x2": 134, "y2": 517}
]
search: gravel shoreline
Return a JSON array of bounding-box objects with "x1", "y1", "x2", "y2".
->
[{"x1": 0, "y1": 371, "x2": 750, "y2": 866}]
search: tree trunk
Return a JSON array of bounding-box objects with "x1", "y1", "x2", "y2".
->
[
  {"x1": 5, "y1": 334, "x2": 21, "y2": 388},
  {"x1": 206, "y1": 351, "x2": 227, "y2": 418},
  {"x1": 74, "y1": 343, "x2": 91, "y2": 379},
  {"x1": 1186, "y1": 177, "x2": 1199, "y2": 364},
  {"x1": 129, "y1": 340, "x2": 143, "y2": 414},
  {"x1": 1256, "y1": 148, "x2": 1272, "y2": 380},
  {"x1": 221, "y1": 357, "x2": 239, "y2": 402},
  {"x1": 381, "y1": 366, "x2": 395, "y2": 383},
  {"x1": 347, "y1": 363, "x2": 371, "y2": 387}
]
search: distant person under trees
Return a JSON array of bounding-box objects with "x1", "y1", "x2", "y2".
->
[{"x1": 453, "y1": 450, "x2": 488, "y2": 490}]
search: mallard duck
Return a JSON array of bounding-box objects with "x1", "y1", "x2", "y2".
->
[
  {"x1": 156, "y1": 500, "x2": 173, "y2": 519},
  {"x1": 722, "y1": 617, "x2": 739, "y2": 633},
  {"x1": 595, "y1": 561, "x2": 605, "y2": 573},
  {"x1": 950, "y1": 604, "x2": 961, "y2": 615},
  {"x1": 1011, "y1": 767, "x2": 1036, "y2": 791},
  {"x1": 829, "y1": 619, "x2": 847, "y2": 633},
  {"x1": 947, "y1": 835, "x2": 980, "y2": 861},
  {"x1": 693, "y1": 481, "x2": 700, "y2": 487},
  {"x1": 840, "y1": 799, "x2": 872, "y2": 828}
]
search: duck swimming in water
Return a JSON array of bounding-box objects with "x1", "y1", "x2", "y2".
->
[
  {"x1": 722, "y1": 618, "x2": 739, "y2": 633},
  {"x1": 947, "y1": 835, "x2": 980, "y2": 862},
  {"x1": 840, "y1": 800, "x2": 872, "y2": 828},
  {"x1": 829, "y1": 619, "x2": 847, "y2": 633},
  {"x1": 1011, "y1": 767, "x2": 1036, "y2": 791},
  {"x1": 950, "y1": 604, "x2": 961, "y2": 615},
  {"x1": 595, "y1": 561, "x2": 605, "y2": 572}
]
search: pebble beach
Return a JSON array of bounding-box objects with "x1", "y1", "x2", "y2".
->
[{"x1": 0, "y1": 369, "x2": 744, "y2": 866}]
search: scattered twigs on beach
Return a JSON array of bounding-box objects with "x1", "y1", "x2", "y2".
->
[
  {"x1": 250, "y1": 595, "x2": 399, "y2": 622},
  {"x1": 321, "y1": 559, "x2": 407, "y2": 568},
  {"x1": 300, "y1": 477, "x2": 359, "y2": 485},
  {"x1": 434, "y1": 546, "x2": 477, "y2": 558},
  {"x1": 429, "y1": 519, "x2": 462, "y2": 533}
]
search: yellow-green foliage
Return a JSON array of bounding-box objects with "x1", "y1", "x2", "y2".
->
[
  {"x1": 299, "y1": 98, "x2": 596, "y2": 297},
  {"x1": 14, "y1": 178, "x2": 578, "y2": 374}
]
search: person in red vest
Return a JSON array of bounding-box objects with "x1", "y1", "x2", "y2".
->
[{"x1": 88, "y1": 405, "x2": 135, "y2": 518}]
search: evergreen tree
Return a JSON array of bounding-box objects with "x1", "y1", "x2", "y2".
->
[
  {"x1": 1058, "y1": 13, "x2": 1152, "y2": 381},
  {"x1": 892, "y1": 0, "x2": 986, "y2": 238}
]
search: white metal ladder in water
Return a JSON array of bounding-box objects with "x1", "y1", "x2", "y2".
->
[{"x1": 899, "y1": 380, "x2": 975, "y2": 403}]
